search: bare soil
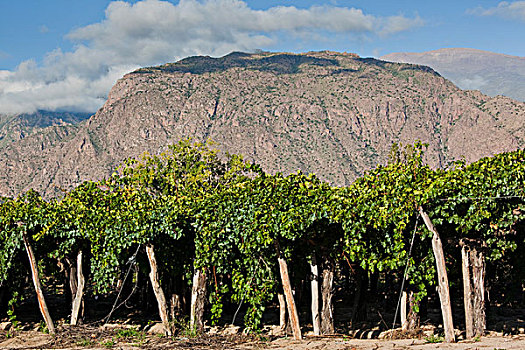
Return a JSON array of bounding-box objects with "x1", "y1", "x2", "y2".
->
[{"x1": 1, "y1": 326, "x2": 525, "y2": 350}]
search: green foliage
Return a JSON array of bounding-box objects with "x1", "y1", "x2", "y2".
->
[
  {"x1": 195, "y1": 171, "x2": 337, "y2": 328},
  {"x1": 329, "y1": 142, "x2": 438, "y2": 301},
  {"x1": 424, "y1": 334, "x2": 444, "y2": 343},
  {"x1": 101, "y1": 339, "x2": 116, "y2": 348},
  {"x1": 426, "y1": 150, "x2": 525, "y2": 261},
  {"x1": 171, "y1": 317, "x2": 198, "y2": 338},
  {"x1": 76, "y1": 338, "x2": 95, "y2": 347},
  {"x1": 115, "y1": 328, "x2": 145, "y2": 342},
  {"x1": 37, "y1": 321, "x2": 49, "y2": 334},
  {"x1": 0, "y1": 139, "x2": 523, "y2": 332},
  {"x1": 7, "y1": 291, "x2": 23, "y2": 331}
]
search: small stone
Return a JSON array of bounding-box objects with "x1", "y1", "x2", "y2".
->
[
  {"x1": 102, "y1": 323, "x2": 121, "y2": 330},
  {"x1": 378, "y1": 330, "x2": 389, "y2": 339},
  {"x1": 146, "y1": 322, "x2": 167, "y2": 335},
  {"x1": 222, "y1": 324, "x2": 240, "y2": 335},
  {"x1": 422, "y1": 330, "x2": 433, "y2": 337},
  {"x1": 268, "y1": 325, "x2": 284, "y2": 336},
  {"x1": 421, "y1": 325, "x2": 435, "y2": 337},
  {"x1": 0, "y1": 322, "x2": 12, "y2": 331},
  {"x1": 261, "y1": 325, "x2": 272, "y2": 334},
  {"x1": 207, "y1": 326, "x2": 220, "y2": 335}
]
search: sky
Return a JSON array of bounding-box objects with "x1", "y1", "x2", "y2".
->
[{"x1": 0, "y1": 0, "x2": 524, "y2": 114}]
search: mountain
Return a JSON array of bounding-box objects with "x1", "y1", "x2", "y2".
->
[
  {"x1": 0, "y1": 51, "x2": 524, "y2": 198},
  {"x1": 0, "y1": 111, "x2": 90, "y2": 150},
  {"x1": 381, "y1": 48, "x2": 525, "y2": 102}
]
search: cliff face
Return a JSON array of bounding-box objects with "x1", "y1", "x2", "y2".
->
[{"x1": 1, "y1": 51, "x2": 524, "y2": 198}]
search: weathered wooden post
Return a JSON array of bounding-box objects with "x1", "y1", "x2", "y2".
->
[
  {"x1": 321, "y1": 262, "x2": 335, "y2": 334},
  {"x1": 70, "y1": 250, "x2": 85, "y2": 325},
  {"x1": 401, "y1": 291, "x2": 408, "y2": 330},
  {"x1": 406, "y1": 291, "x2": 420, "y2": 330},
  {"x1": 22, "y1": 230, "x2": 55, "y2": 335},
  {"x1": 278, "y1": 257, "x2": 302, "y2": 340},
  {"x1": 65, "y1": 256, "x2": 78, "y2": 308},
  {"x1": 278, "y1": 293, "x2": 287, "y2": 332},
  {"x1": 460, "y1": 240, "x2": 486, "y2": 339},
  {"x1": 190, "y1": 268, "x2": 207, "y2": 332},
  {"x1": 419, "y1": 207, "x2": 455, "y2": 343},
  {"x1": 310, "y1": 255, "x2": 321, "y2": 335},
  {"x1": 146, "y1": 244, "x2": 172, "y2": 336},
  {"x1": 470, "y1": 246, "x2": 486, "y2": 337},
  {"x1": 461, "y1": 242, "x2": 474, "y2": 338}
]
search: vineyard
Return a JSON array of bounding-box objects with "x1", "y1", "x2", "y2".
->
[{"x1": 0, "y1": 139, "x2": 524, "y2": 345}]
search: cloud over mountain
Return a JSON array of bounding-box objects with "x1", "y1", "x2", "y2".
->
[{"x1": 0, "y1": 0, "x2": 423, "y2": 114}]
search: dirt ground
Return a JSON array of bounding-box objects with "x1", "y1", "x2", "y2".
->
[{"x1": 1, "y1": 326, "x2": 525, "y2": 350}]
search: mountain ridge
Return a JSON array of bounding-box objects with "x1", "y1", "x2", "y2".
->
[
  {"x1": 0, "y1": 111, "x2": 90, "y2": 150},
  {"x1": 0, "y1": 51, "x2": 524, "y2": 198}
]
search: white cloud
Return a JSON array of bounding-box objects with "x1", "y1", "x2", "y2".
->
[
  {"x1": 0, "y1": 0, "x2": 423, "y2": 114},
  {"x1": 468, "y1": 1, "x2": 525, "y2": 21},
  {"x1": 379, "y1": 14, "x2": 424, "y2": 36},
  {"x1": 457, "y1": 76, "x2": 488, "y2": 91}
]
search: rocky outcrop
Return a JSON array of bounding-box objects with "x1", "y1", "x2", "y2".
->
[{"x1": 1, "y1": 51, "x2": 524, "y2": 198}]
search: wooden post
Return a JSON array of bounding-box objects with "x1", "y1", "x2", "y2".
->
[
  {"x1": 461, "y1": 244, "x2": 474, "y2": 339},
  {"x1": 22, "y1": 231, "x2": 55, "y2": 335},
  {"x1": 321, "y1": 263, "x2": 335, "y2": 334},
  {"x1": 71, "y1": 250, "x2": 85, "y2": 326},
  {"x1": 170, "y1": 294, "x2": 182, "y2": 320},
  {"x1": 351, "y1": 267, "x2": 365, "y2": 326},
  {"x1": 278, "y1": 293, "x2": 287, "y2": 331},
  {"x1": 65, "y1": 256, "x2": 78, "y2": 304},
  {"x1": 310, "y1": 255, "x2": 321, "y2": 336},
  {"x1": 401, "y1": 291, "x2": 408, "y2": 330},
  {"x1": 407, "y1": 291, "x2": 420, "y2": 330},
  {"x1": 190, "y1": 269, "x2": 207, "y2": 332},
  {"x1": 471, "y1": 247, "x2": 486, "y2": 337},
  {"x1": 419, "y1": 207, "x2": 455, "y2": 343},
  {"x1": 278, "y1": 257, "x2": 302, "y2": 340},
  {"x1": 146, "y1": 244, "x2": 172, "y2": 336}
]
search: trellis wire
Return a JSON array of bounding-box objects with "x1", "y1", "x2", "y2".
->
[
  {"x1": 102, "y1": 244, "x2": 141, "y2": 324},
  {"x1": 391, "y1": 211, "x2": 420, "y2": 336},
  {"x1": 438, "y1": 195, "x2": 525, "y2": 201}
]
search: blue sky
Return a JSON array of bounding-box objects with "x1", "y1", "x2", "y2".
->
[{"x1": 1, "y1": 0, "x2": 524, "y2": 114}]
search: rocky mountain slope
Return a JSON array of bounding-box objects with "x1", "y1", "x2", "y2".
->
[
  {"x1": 0, "y1": 111, "x2": 90, "y2": 150},
  {"x1": 1, "y1": 51, "x2": 524, "y2": 198},
  {"x1": 381, "y1": 48, "x2": 525, "y2": 102}
]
